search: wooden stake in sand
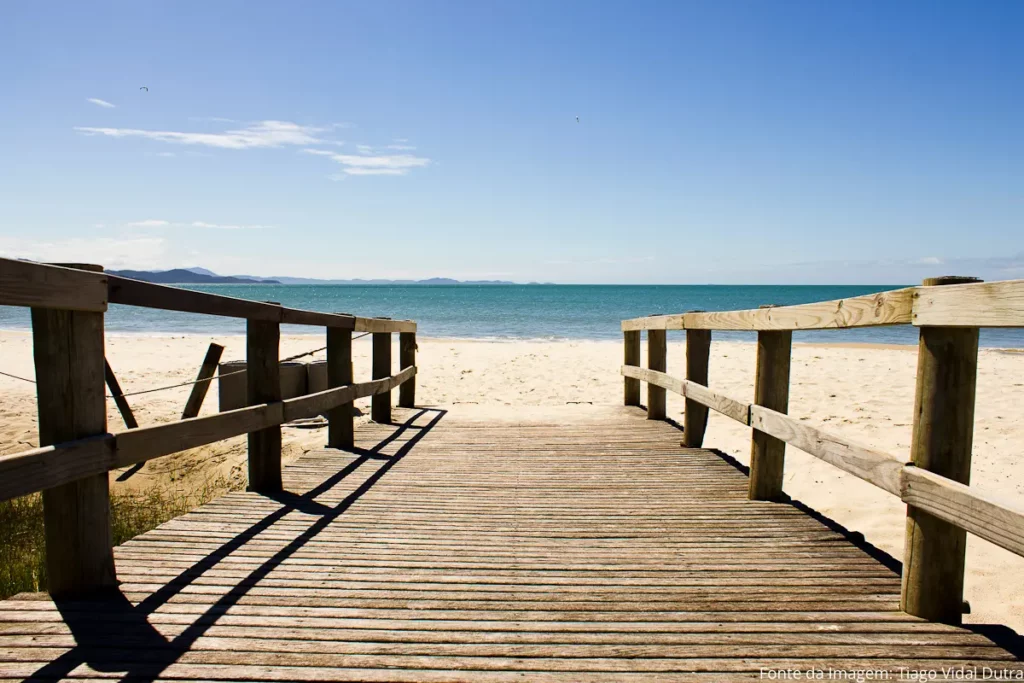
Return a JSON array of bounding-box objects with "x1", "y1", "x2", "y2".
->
[{"x1": 181, "y1": 342, "x2": 225, "y2": 420}]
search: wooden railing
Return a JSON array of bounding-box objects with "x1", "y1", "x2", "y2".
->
[
  {"x1": 0, "y1": 258, "x2": 417, "y2": 597},
  {"x1": 621, "y1": 276, "x2": 1024, "y2": 626}
]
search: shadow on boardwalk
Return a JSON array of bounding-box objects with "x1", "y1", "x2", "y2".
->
[{"x1": 29, "y1": 408, "x2": 447, "y2": 682}]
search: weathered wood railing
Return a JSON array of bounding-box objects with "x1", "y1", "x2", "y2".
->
[
  {"x1": 622, "y1": 276, "x2": 1024, "y2": 626},
  {"x1": 0, "y1": 258, "x2": 417, "y2": 597}
]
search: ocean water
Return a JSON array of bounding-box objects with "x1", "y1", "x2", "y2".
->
[{"x1": 2, "y1": 284, "x2": 1022, "y2": 347}]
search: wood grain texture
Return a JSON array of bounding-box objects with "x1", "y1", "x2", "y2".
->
[
  {"x1": 622, "y1": 331, "x2": 641, "y2": 407},
  {"x1": 622, "y1": 288, "x2": 915, "y2": 332},
  {"x1": 399, "y1": 332, "x2": 416, "y2": 408},
  {"x1": 247, "y1": 319, "x2": 282, "y2": 493},
  {"x1": 683, "y1": 329, "x2": 711, "y2": 447},
  {"x1": 356, "y1": 318, "x2": 417, "y2": 333},
  {"x1": 682, "y1": 380, "x2": 750, "y2": 425},
  {"x1": 30, "y1": 304, "x2": 116, "y2": 596},
  {"x1": 620, "y1": 366, "x2": 684, "y2": 396},
  {"x1": 0, "y1": 257, "x2": 108, "y2": 312},
  {"x1": 0, "y1": 406, "x2": 1019, "y2": 679},
  {"x1": 749, "y1": 406, "x2": 906, "y2": 496},
  {"x1": 913, "y1": 278, "x2": 1024, "y2": 327},
  {"x1": 180, "y1": 343, "x2": 225, "y2": 420},
  {"x1": 903, "y1": 278, "x2": 980, "y2": 625},
  {"x1": 327, "y1": 327, "x2": 354, "y2": 449},
  {"x1": 749, "y1": 330, "x2": 791, "y2": 502},
  {"x1": 646, "y1": 330, "x2": 667, "y2": 420},
  {"x1": 901, "y1": 467, "x2": 1024, "y2": 558},
  {"x1": 371, "y1": 331, "x2": 392, "y2": 423}
]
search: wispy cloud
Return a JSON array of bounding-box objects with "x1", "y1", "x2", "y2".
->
[
  {"x1": 303, "y1": 148, "x2": 431, "y2": 176},
  {"x1": 86, "y1": 98, "x2": 116, "y2": 109},
  {"x1": 127, "y1": 219, "x2": 170, "y2": 228},
  {"x1": 387, "y1": 144, "x2": 416, "y2": 151},
  {"x1": 126, "y1": 219, "x2": 271, "y2": 231},
  {"x1": 75, "y1": 120, "x2": 339, "y2": 150},
  {"x1": 0, "y1": 236, "x2": 167, "y2": 270}
]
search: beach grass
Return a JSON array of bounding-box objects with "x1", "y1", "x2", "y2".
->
[{"x1": 0, "y1": 478, "x2": 236, "y2": 599}]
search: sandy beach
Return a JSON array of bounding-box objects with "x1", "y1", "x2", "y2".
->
[{"x1": 1, "y1": 330, "x2": 1021, "y2": 632}]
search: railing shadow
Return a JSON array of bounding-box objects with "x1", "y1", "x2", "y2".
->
[{"x1": 30, "y1": 407, "x2": 446, "y2": 682}]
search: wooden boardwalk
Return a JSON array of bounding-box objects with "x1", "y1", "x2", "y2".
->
[{"x1": 1, "y1": 406, "x2": 1021, "y2": 681}]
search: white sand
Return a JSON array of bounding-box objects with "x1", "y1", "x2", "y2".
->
[{"x1": 1, "y1": 330, "x2": 1021, "y2": 631}]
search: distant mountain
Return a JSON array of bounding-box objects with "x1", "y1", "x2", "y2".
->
[
  {"x1": 111, "y1": 267, "x2": 522, "y2": 285},
  {"x1": 109, "y1": 269, "x2": 280, "y2": 285}
]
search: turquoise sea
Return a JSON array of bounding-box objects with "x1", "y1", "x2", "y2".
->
[{"x1": 2, "y1": 284, "x2": 1022, "y2": 347}]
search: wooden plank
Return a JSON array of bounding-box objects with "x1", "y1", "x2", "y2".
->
[
  {"x1": 683, "y1": 328, "x2": 711, "y2": 448},
  {"x1": 0, "y1": 368, "x2": 418, "y2": 500},
  {"x1": 646, "y1": 329, "x2": 666, "y2": 420},
  {"x1": 0, "y1": 437, "x2": 116, "y2": 503},
  {"x1": 30, "y1": 292, "x2": 117, "y2": 596},
  {"x1": 399, "y1": 332, "x2": 416, "y2": 408},
  {"x1": 903, "y1": 277, "x2": 981, "y2": 625},
  {"x1": 371, "y1": 331, "x2": 392, "y2": 423},
  {"x1": 356, "y1": 318, "x2": 417, "y2": 333},
  {"x1": 247, "y1": 318, "x2": 282, "y2": 493},
  {"x1": 623, "y1": 331, "x2": 641, "y2": 406},
  {"x1": 623, "y1": 288, "x2": 915, "y2": 331},
  {"x1": 327, "y1": 327, "x2": 354, "y2": 449},
  {"x1": 619, "y1": 366, "x2": 684, "y2": 397},
  {"x1": 180, "y1": 343, "x2": 224, "y2": 420},
  {"x1": 749, "y1": 406, "x2": 905, "y2": 496},
  {"x1": 279, "y1": 309, "x2": 355, "y2": 329},
  {"x1": 0, "y1": 257, "x2": 107, "y2": 312},
  {"x1": 749, "y1": 329, "x2": 791, "y2": 501},
  {"x1": 107, "y1": 274, "x2": 283, "y2": 320},
  {"x1": 901, "y1": 467, "x2": 1024, "y2": 558},
  {"x1": 913, "y1": 278, "x2": 1024, "y2": 327},
  {"x1": 682, "y1": 380, "x2": 750, "y2": 425},
  {"x1": 102, "y1": 358, "x2": 138, "y2": 429}
]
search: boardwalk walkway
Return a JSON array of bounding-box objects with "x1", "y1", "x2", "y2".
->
[{"x1": 1, "y1": 406, "x2": 1021, "y2": 681}]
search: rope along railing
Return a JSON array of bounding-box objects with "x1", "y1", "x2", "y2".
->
[
  {"x1": 620, "y1": 275, "x2": 1024, "y2": 627},
  {"x1": 0, "y1": 258, "x2": 417, "y2": 598}
]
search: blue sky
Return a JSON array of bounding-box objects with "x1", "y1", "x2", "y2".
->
[{"x1": 1, "y1": 1, "x2": 1021, "y2": 284}]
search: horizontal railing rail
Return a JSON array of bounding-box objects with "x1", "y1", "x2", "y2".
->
[
  {"x1": 0, "y1": 257, "x2": 418, "y2": 597},
  {"x1": 621, "y1": 275, "x2": 1024, "y2": 627},
  {"x1": 622, "y1": 279, "x2": 1024, "y2": 331}
]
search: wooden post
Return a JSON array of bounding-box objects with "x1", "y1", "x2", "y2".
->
[
  {"x1": 104, "y1": 358, "x2": 138, "y2": 429},
  {"x1": 33, "y1": 263, "x2": 116, "y2": 596},
  {"x1": 181, "y1": 343, "x2": 225, "y2": 419},
  {"x1": 399, "y1": 331, "x2": 416, "y2": 408},
  {"x1": 901, "y1": 276, "x2": 982, "y2": 624},
  {"x1": 623, "y1": 330, "x2": 641, "y2": 406},
  {"x1": 327, "y1": 326, "x2": 354, "y2": 449},
  {"x1": 647, "y1": 329, "x2": 667, "y2": 420},
  {"x1": 372, "y1": 330, "x2": 392, "y2": 423},
  {"x1": 247, "y1": 318, "x2": 281, "y2": 493},
  {"x1": 683, "y1": 328, "x2": 712, "y2": 447},
  {"x1": 748, "y1": 327, "x2": 792, "y2": 501}
]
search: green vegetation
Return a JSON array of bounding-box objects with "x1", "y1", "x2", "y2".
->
[{"x1": 0, "y1": 478, "x2": 234, "y2": 599}]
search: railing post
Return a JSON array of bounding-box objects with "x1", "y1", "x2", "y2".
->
[
  {"x1": 399, "y1": 331, "x2": 416, "y2": 408},
  {"x1": 327, "y1": 325, "x2": 354, "y2": 449},
  {"x1": 33, "y1": 263, "x2": 116, "y2": 596},
  {"x1": 748, "y1": 325, "x2": 792, "y2": 501},
  {"x1": 247, "y1": 317, "x2": 282, "y2": 493},
  {"x1": 647, "y1": 329, "x2": 667, "y2": 420},
  {"x1": 623, "y1": 330, "x2": 641, "y2": 406},
  {"x1": 683, "y1": 327, "x2": 712, "y2": 447},
  {"x1": 372, "y1": 327, "x2": 392, "y2": 423},
  {"x1": 902, "y1": 276, "x2": 981, "y2": 624}
]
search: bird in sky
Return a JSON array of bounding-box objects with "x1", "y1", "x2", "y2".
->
[
  {"x1": 576, "y1": 116, "x2": 580, "y2": 123},
  {"x1": 139, "y1": 86, "x2": 149, "y2": 92}
]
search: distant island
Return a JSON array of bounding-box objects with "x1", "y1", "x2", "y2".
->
[{"x1": 109, "y1": 267, "x2": 533, "y2": 286}]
